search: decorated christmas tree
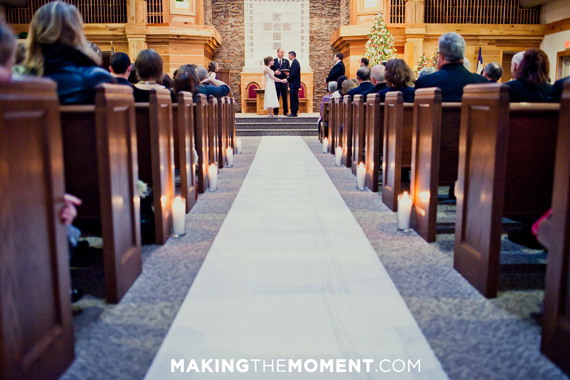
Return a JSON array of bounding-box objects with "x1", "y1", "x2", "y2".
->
[
  {"x1": 415, "y1": 53, "x2": 430, "y2": 77},
  {"x1": 363, "y1": 12, "x2": 397, "y2": 65},
  {"x1": 430, "y1": 48, "x2": 439, "y2": 67}
]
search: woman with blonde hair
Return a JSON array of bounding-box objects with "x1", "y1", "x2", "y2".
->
[{"x1": 24, "y1": 1, "x2": 114, "y2": 104}]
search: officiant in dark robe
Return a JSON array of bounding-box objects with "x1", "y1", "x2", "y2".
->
[{"x1": 271, "y1": 48, "x2": 290, "y2": 116}]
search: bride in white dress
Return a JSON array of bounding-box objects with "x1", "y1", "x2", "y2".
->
[{"x1": 263, "y1": 56, "x2": 287, "y2": 117}]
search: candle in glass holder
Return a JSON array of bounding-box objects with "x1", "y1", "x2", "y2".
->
[
  {"x1": 236, "y1": 138, "x2": 242, "y2": 154},
  {"x1": 226, "y1": 147, "x2": 234, "y2": 167},
  {"x1": 322, "y1": 137, "x2": 329, "y2": 153},
  {"x1": 208, "y1": 163, "x2": 218, "y2": 191},
  {"x1": 335, "y1": 146, "x2": 342, "y2": 166},
  {"x1": 397, "y1": 191, "x2": 412, "y2": 230},
  {"x1": 356, "y1": 162, "x2": 366, "y2": 190},
  {"x1": 172, "y1": 196, "x2": 186, "y2": 237}
]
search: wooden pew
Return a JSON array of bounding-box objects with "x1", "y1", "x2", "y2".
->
[
  {"x1": 0, "y1": 79, "x2": 74, "y2": 380},
  {"x1": 194, "y1": 94, "x2": 210, "y2": 193},
  {"x1": 410, "y1": 88, "x2": 461, "y2": 242},
  {"x1": 334, "y1": 96, "x2": 344, "y2": 155},
  {"x1": 174, "y1": 91, "x2": 197, "y2": 213},
  {"x1": 351, "y1": 95, "x2": 366, "y2": 176},
  {"x1": 230, "y1": 98, "x2": 236, "y2": 152},
  {"x1": 341, "y1": 95, "x2": 353, "y2": 167},
  {"x1": 381, "y1": 92, "x2": 413, "y2": 211},
  {"x1": 328, "y1": 97, "x2": 340, "y2": 154},
  {"x1": 208, "y1": 96, "x2": 219, "y2": 167},
  {"x1": 365, "y1": 94, "x2": 384, "y2": 192},
  {"x1": 216, "y1": 96, "x2": 227, "y2": 168},
  {"x1": 134, "y1": 89, "x2": 175, "y2": 245},
  {"x1": 320, "y1": 101, "x2": 330, "y2": 143},
  {"x1": 541, "y1": 81, "x2": 570, "y2": 374},
  {"x1": 60, "y1": 84, "x2": 142, "y2": 303},
  {"x1": 454, "y1": 83, "x2": 559, "y2": 298}
]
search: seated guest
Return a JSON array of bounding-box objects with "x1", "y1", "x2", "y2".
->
[
  {"x1": 347, "y1": 66, "x2": 373, "y2": 96},
  {"x1": 463, "y1": 57, "x2": 471, "y2": 71},
  {"x1": 133, "y1": 49, "x2": 176, "y2": 103},
  {"x1": 208, "y1": 61, "x2": 219, "y2": 79},
  {"x1": 482, "y1": 62, "x2": 503, "y2": 83},
  {"x1": 360, "y1": 57, "x2": 369, "y2": 67},
  {"x1": 377, "y1": 59, "x2": 415, "y2": 103},
  {"x1": 24, "y1": 1, "x2": 115, "y2": 104},
  {"x1": 128, "y1": 65, "x2": 138, "y2": 84},
  {"x1": 506, "y1": 48, "x2": 552, "y2": 103},
  {"x1": 318, "y1": 81, "x2": 336, "y2": 127},
  {"x1": 195, "y1": 66, "x2": 230, "y2": 98},
  {"x1": 0, "y1": 23, "x2": 17, "y2": 82},
  {"x1": 415, "y1": 32, "x2": 487, "y2": 102},
  {"x1": 548, "y1": 76, "x2": 570, "y2": 103},
  {"x1": 342, "y1": 78, "x2": 358, "y2": 95},
  {"x1": 510, "y1": 51, "x2": 525, "y2": 80},
  {"x1": 418, "y1": 66, "x2": 436, "y2": 79},
  {"x1": 361, "y1": 64, "x2": 387, "y2": 97},
  {"x1": 173, "y1": 64, "x2": 200, "y2": 98},
  {"x1": 109, "y1": 52, "x2": 133, "y2": 86},
  {"x1": 331, "y1": 75, "x2": 347, "y2": 99},
  {"x1": 162, "y1": 73, "x2": 173, "y2": 90}
]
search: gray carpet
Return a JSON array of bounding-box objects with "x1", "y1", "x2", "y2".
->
[{"x1": 61, "y1": 136, "x2": 568, "y2": 380}]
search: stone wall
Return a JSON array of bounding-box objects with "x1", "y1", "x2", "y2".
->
[
  {"x1": 211, "y1": 0, "x2": 245, "y2": 111},
  {"x1": 340, "y1": 0, "x2": 350, "y2": 25},
  {"x1": 204, "y1": 0, "x2": 212, "y2": 25},
  {"x1": 211, "y1": 0, "x2": 341, "y2": 112}
]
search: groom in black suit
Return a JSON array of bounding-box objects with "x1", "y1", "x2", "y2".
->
[
  {"x1": 270, "y1": 48, "x2": 289, "y2": 116},
  {"x1": 287, "y1": 51, "x2": 301, "y2": 117}
]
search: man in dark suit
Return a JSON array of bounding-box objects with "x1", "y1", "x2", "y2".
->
[
  {"x1": 109, "y1": 52, "x2": 133, "y2": 86},
  {"x1": 287, "y1": 51, "x2": 301, "y2": 117},
  {"x1": 415, "y1": 32, "x2": 488, "y2": 102},
  {"x1": 548, "y1": 75, "x2": 569, "y2": 103},
  {"x1": 326, "y1": 53, "x2": 345, "y2": 83},
  {"x1": 347, "y1": 66, "x2": 374, "y2": 96},
  {"x1": 271, "y1": 48, "x2": 290, "y2": 115},
  {"x1": 361, "y1": 64, "x2": 387, "y2": 97}
]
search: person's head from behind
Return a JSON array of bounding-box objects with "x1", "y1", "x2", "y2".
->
[
  {"x1": 135, "y1": 49, "x2": 163, "y2": 82},
  {"x1": 0, "y1": 23, "x2": 17, "y2": 82},
  {"x1": 195, "y1": 66, "x2": 209, "y2": 82},
  {"x1": 516, "y1": 48, "x2": 550, "y2": 86},
  {"x1": 334, "y1": 52, "x2": 343, "y2": 63},
  {"x1": 463, "y1": 57, "x2": 471, "y2": 71},
  {"x1": 437, "y1": 32, "x2": 465, "y2": 69},
  {"x1": 174, "y1": 67, "x2": 199, "y2": 96},
  {"x1": 263, "y1": 56, "x2": 274, "y2": 67},
  {"x1": 327, "y1": 81, "x2": 337, "y2": 94},
  {"x1": 384, "y1": 58, "x2": 414, "y2": 88},
  {"x1": 208, "y1": 61, "x2": 218, "y2": 73},
  {"x1": 25, "y1": 1, "x2": 100, "y2": 76},
  {"x1": 511, "y1": 51, "x2": 525, "y2": 79},
  {"x1": 418, "y1": 66, "x2": 436, "y2": 79},
  {"x1": 356, "y1": 66, "x2": 371, "y2": 83},
  {"x1": 483, "y1": 62, "x2": 503, "y2": 82},
  {"x1": 360, "y1": 57, "x2": 369, "y2": 67},
  {"x1": 342, "y1": 78, "x2": 358, "y2": 94},
  {"x1": 370, "y1": 64, "x2": 385, "y2": 85},
  {"x1": 109, "y1": 52, "x2": 131, "y2": 77},
  {"x1": 288, "y1": 51, "x2": 296, "y2": 61},
  {"x1": 162, "y1": 73, "x2": 173, "y2": 89}
]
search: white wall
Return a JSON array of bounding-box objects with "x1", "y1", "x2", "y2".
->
[
  {"x1": 541, "y1": 0, "x2": 570, "y2": 24},
  {"x1": 541, "y1": 30, "x2": 570, "y2": 80}
]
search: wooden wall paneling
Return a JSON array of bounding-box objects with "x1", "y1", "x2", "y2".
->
[
  {"x1": 541, "y1": 81, "x2": 570, "y2": 376},
  {"x1": 342, "y1": 95, "x2": 353, "y2": 168},
  {"x1": 0, "y1": 79, "x2": 74, "y2": 380}
]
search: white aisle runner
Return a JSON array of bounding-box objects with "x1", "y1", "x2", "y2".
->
[{"x1": 145, "y1": 137, "x2": 448, "y2": 380}]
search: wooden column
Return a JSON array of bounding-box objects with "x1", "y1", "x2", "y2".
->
[
  {"x1": 126, "y1": 0, "x2": 147, "y2": 60},
  {"x1": 404, "y1": 0, "x2": 425, "y2": 70}
]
